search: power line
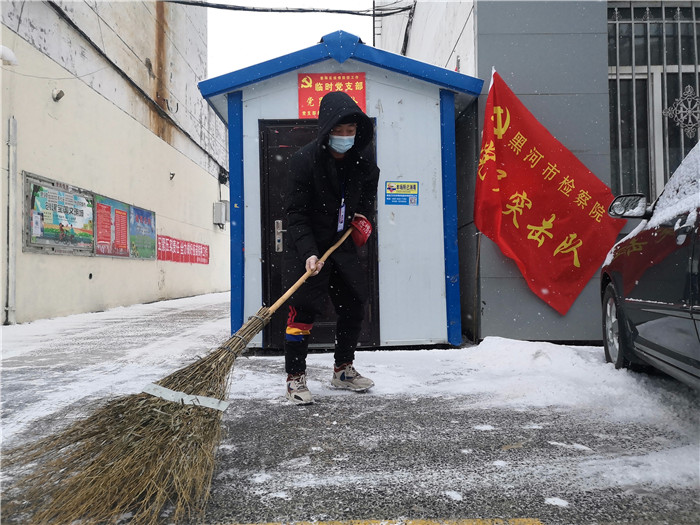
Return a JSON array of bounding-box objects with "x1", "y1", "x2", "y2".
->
[{"x1": 163, "y1": 0, "x2": 412, "y2": 17}]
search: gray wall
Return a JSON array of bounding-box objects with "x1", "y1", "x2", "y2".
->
[
  {"x1": 456, "y1": 105, "x2": 481, "y2": 342},
  {"x1": 472, "y1": 0, "x2": 611, "y2": 341}
]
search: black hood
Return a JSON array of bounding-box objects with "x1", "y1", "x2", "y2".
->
[{"x1": 317, "y1": 91, "x2": 373, "y2": 152}]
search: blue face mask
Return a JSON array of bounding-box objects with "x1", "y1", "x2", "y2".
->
[{"x1": 328, "y1": 134, "x2": 355, "y2": 154}]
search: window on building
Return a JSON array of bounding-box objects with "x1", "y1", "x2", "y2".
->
[{"x1": 608, "y1": 2, "x2": 699, "y2": 198}]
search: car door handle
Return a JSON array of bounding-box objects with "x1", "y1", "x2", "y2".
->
[
  {"x1": 674, "y1": 225, "x2": 694, "y2": 245},
  {"x1": 673, "y1": 216, "x2": 695, "y2": 245}
]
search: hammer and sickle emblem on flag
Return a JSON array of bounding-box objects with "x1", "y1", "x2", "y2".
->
[
  {"x1": 300, "y1": 75, "x2": 313, "y2": 89},
  {"x1": 492, "y1": 106, "x2": 511, "y2": 139}
]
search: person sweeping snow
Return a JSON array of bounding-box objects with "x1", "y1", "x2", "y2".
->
[{"x1": 283, "y1": 91, "x2": 380, "y2": 405}]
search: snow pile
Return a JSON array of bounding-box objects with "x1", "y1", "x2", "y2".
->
[
  {"x1": 0, "y1": 293, "x2": 234, "y2": 441},
  {"x1": 605, "y1": 141, "x2": 700, "y2": 264},
  {"x1": 578, "y1": 444, "x2": 700, "y2": 488},
  {"x1": 649, "y1": 141, "x2": 700, "y2": 228},
  {"x1": 3, "y1": 326, "x2": 697, "y2": 443},
  {"x1": 228, "y1": 336, "x2": 696, "y2": 428}
]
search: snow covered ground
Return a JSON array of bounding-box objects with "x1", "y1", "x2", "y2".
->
[
  {"x1": 2, "y1": 293, "x2": 699, "y2": 523},
  {"x1": 2, "y1": 292, "x2": 697, "y2": 468}
]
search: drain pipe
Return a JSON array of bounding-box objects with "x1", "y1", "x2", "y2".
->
[{"x1": 5, "y1": 116, "x2": 17, "y2": 324}]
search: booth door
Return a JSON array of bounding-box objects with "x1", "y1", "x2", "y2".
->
[{"x1": 259, "y1": 119, "x2": 380, "y2": 350}]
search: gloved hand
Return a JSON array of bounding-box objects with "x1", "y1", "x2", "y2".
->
[
  {"x1": 305, "y1": 255, "x2": 324, "y2": 276},
  {"x1": 350, "y1": 214, "x2": 372, "y2": 247}
]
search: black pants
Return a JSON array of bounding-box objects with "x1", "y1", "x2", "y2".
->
[{"x1": 284, "y1": 258, "x2": 365, "y2": 375}]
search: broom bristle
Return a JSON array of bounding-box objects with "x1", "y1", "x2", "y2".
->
[{"x1": 3, "y1": 307, "x2": 270, "y2": 525}]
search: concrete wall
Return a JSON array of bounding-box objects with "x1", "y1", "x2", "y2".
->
[
  {"x1": 455, "y1": 105, "x2": 481, "y2": 342},
  {"x1": 376, "y1": 0, "x2": 611, "y2": 341},
  {"x1": 1, "y1": 1, "x2": 230, "y2": 324},
  {"x1": 474, "y1": 0, "x2": 610, "y2": 341}
]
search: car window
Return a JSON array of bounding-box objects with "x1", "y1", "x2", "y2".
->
[{"x1": 648, "y1": 142, "x2": 700, "y2": 229}]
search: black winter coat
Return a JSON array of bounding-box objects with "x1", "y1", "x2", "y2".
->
[{"x1": 285, "y1": 91, "x2": 380, "y2": 299}]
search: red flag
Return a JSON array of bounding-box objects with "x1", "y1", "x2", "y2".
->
[{"x1": 475, "y1": 71, "x2": 625, "y2": 315}]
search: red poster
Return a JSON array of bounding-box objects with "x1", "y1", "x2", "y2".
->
[
  {"x1": 96, "y1": 202, "x2": 112, "y2": 245},
  {"x1": 114, "y1": 209, "x2": 128, "y2": 251},
  {"x1": 298, "y1": 73, "x2": 366, "y2": 119},
  {"x1": 475, "y1": 72, "x2": 625, "y2": 315},
  {"x1": 95, "y1": 197, "x2": 129, "y2": 257}
]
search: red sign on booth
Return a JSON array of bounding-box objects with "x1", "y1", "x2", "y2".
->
[{"x1": 298, "y1": 73, "x2": 366, "y2": 119}]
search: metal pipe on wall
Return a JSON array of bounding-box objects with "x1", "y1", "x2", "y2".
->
[{"x1": 5, "y1": 116, "x2": 17, "y2": 325}]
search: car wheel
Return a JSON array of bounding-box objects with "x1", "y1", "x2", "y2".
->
[{"x1": 603, "y1": 283, "x2": 632, "y2": 369}]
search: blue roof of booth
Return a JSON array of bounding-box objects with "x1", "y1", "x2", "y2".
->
[{"x1": 199, "y1": 30, "x2": 484, "y2": 124}]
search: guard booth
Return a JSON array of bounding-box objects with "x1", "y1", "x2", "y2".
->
[{"x1": 199, "y1": 31, "x2": 483, "y2": 350}]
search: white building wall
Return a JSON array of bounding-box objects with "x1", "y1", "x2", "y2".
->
[
  {"x1": 376, "y1": 1, "x2": 477, "y2": 76},
  {"x1": 2, "y1": 0, "x2": 227, "y2": 171},
  {"x1": 239, "y1": 59, "x2": 448, "y2": 346},
  {"x1": 1, "y1": 1, "x2": 229, "y2": 324}
]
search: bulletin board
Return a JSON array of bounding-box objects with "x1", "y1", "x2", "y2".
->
[
  {"x1": 24, "y1": 172, "x2": 95, "y2": 255},
  {"x1": 23, "y1": 171, "x2": 158, "y2": 260}
]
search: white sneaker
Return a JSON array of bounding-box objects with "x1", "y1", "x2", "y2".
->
[
  {"x1": 286, "y1": 373, "x2": 313, "y2": 405},
  {"x1": 331, "y1": 363, "x2": 374, "y2": 392}
]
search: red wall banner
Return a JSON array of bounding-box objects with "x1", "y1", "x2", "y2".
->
[
  {"x1": 157, "y1": 236, "x2": 209, "y2": 265},
  {"x1": 298, "y1": 73, "x2": 366, "y2": 118},
  {"x1": 475, "y1": 72, "x2": 625, "y2": 315}
]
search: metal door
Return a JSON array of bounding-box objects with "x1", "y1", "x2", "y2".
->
[{"x1": 259, "y1": 120, "x2": 380, "y2": 350}]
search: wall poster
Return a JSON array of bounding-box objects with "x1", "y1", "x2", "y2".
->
[
  {"x1": 129, "y1": 206, "x2": 156, "y2": 259},
  {"x1": 385, "y1": 181, "x2": 420, "y2": 206},
  {"x1": 24, "y1": 172, "x2": 94, "y2": 255},
  {"x1": 95, "y1": 195, "x2": 130, "y2": 257}
]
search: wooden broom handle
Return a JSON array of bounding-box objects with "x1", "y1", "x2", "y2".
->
[{"x1": 267, "y1": 226, "x2": 355, "y2": 315}]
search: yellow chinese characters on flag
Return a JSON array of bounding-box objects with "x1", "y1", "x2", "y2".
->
[
  {"x1": 298, "y1": 73, "x2": 366, "y2": 119},
  {"x1": 474, "y1": 71, "x2": 625, "y2": 315}
]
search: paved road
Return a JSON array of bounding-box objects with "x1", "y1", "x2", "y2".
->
[
  {"x1": 2, "y1": 293, "x2": 698, "y2": 524},
  {"x1": 201, "y1": 386, "x2": 698, "y2": 525}
]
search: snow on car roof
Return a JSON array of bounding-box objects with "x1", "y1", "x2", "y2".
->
[
  {"x1": 604, "y1": 142, "x2": 699, "y2": 266},
  {"x1": 649, "y1": 142, "x2": 700, "y2": 228}
]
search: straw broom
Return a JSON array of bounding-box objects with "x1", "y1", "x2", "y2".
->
[{"x1": 3, "y1": 227, "x2": 354, "y2": 525}]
